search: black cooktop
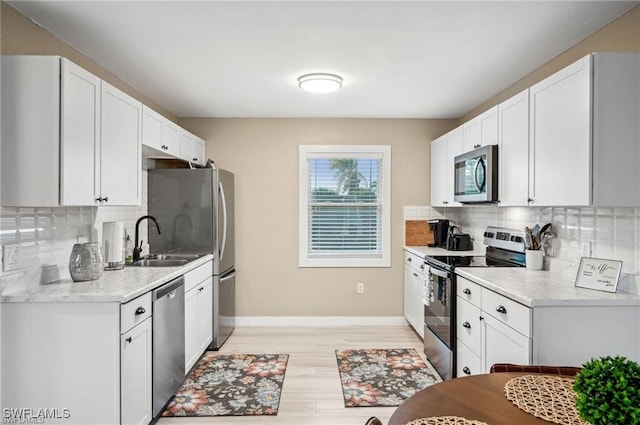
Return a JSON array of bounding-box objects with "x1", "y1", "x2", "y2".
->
[{"x1": 425, "y1": 247, "x2": 526, "y2": 271}]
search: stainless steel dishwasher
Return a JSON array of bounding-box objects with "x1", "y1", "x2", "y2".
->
[{"x1": 152, "y1": 276, "x2": 185, "y2": 417}]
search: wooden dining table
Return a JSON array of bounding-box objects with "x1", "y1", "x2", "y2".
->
[{"x1": 388, "y1": 372, "x2": 564, "y2": 425}]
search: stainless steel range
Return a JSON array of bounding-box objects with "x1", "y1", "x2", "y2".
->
[{"x1": 423, "y1": 226, "x2": 526, "y2": 380}]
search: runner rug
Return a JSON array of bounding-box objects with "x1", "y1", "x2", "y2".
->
[
  {"x1": 336, "y1": 348, "x2": 442, "y2": 407},
  {"x1": 162, "y1": 353, "x2": 289, "y2": 417}
]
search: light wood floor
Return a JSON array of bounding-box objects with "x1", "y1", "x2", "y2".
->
[{"x1": 157, "y1": 325, "x2": 425, "y2": 425}]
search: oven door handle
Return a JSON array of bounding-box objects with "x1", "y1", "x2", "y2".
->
[{"x1": 428, "y1": 266, "x2": 448, "y2": 279}]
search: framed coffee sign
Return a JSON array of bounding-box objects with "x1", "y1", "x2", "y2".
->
[{"x1": 575, "y1": 257, "x2": 622, "y2": 293}]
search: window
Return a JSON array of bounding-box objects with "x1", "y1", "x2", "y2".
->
[{"x1": 299, "y1": 145, "x2": 391, "y2": 267}]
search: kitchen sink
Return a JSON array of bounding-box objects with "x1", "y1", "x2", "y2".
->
[
  {"x1": 128, "y1": 259, "x2": 191, "y2": 267},
  {"x1": 143, "y1": 254, "x2": 204, "y2": 261}
]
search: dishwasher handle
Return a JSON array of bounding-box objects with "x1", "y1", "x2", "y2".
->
[{"x1": 153, "y1": 276, "x2": 184, "y2": 300}]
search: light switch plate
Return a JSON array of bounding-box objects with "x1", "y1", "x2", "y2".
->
[{"x1": 3, "y1": 244, "x2": 21, "y2": 271}]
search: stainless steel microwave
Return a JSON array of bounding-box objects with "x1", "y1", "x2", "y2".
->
[{"x1": 453, "y1": 145, "x2": 498, "y2": 203}]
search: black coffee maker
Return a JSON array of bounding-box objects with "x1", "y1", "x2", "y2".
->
[{"x1": 427, "y1": 219, "x2": 449, "y2": 248}]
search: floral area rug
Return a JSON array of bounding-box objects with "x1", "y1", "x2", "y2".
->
[
  {"x1": 336, "y1": 348, "x2": 442, "y2": 407},
  {"x1": 162, "y1": 353, "x2": 289, "y2": 417}
]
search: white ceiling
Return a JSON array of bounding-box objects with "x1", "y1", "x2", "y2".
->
[{"x1": 8, "y1": 1, "x2": 638, "y2": 119}]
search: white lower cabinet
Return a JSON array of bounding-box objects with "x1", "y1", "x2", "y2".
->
[
  {"x1": 184, "y1": 262, "x2": 213, "y2": 372},
  {"x1": 121, "y1": 317, "x2": 153, "y2": 425},
  {"x1": 456, "y1": 274, "x2": 640, "y2": 377},
  {"x1": 456, "y1": 279, "x2": 533, "y2": 377},
  {"x1": 403, "y1": 250, "x2": 425, "y2": 338},
  {"x1": 1, "y1": 293, "x2": 155, "y2": 424},
  {"x1": 481, "y1": 314, "x2": 532, "y2": 373}
]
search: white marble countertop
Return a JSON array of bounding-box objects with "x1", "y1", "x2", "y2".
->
[
  {"x1": 456, "y1": 267, "x2": 640, "y2": 307},
  {"x1": 405, "y1": 245, "x2": 487, "y2": 258},
  {"x1": 0, "y1": 254, "x2": 214, "y2": 304}
]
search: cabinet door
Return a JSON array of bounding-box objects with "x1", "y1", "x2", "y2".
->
[
  {"x1": 184, "y1": 286, "x2": 200, "y2": 371},
  {"x1": 101, "y1": 82, "x2": 142, "y2": 205},
  {"x1": 529, "y1": 55, "x2": 592, "y2": 206},
  {"x1": 164, "y1": 120, "x2": 182, "y2": 156},
  {"x1": 456, "y1": 340, "x2": 481, "y2": 377},
  {"x1": 192, "y1": 136, "x2": 206, "y2": 165},
  {"x1": 457, "y1": 297, "x2": 481, "y2": 354},
  {"x1": 446, "y1": 127, "x2": 463, "y2": 206},
  {"x1": 481, "y1": 314, "x2": 531, "y2": 374},
  {"x1": 142, "y1": 105, "x2": 165, "y2": 152},
  {"x1": 498, "y1": 90, "x2": 530, "y2": 206},
  {"x1": 121, "y1": 317, "x2": 153, "y2": 425},
  {"x1": 462, "y1": 107, "x2": 498, "y2": 152},
  {"x1": 180, "y1": 130, "x2": 206, "y2": 165},
  {"x1": 1, "y1": 56, "x2": 61, "y2": 207},
  {"x1": 197, "y1": 277, "x2": 213, "y2": 353},
  {"x1": 60, "y1": 59, "x2": 101, "y2": 206},
  {"x1": 404, "y1": 263, "x2": 415, "y2": 327},
  {"x1": 409, "y1": 269, "x2": 425, "y2": 338},
  {"x1": 430, "y1": 134, "x2": 448, "y2": 207}
]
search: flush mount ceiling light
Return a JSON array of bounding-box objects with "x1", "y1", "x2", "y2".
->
[{"x1": 297, "y1": 73, "x2": 343, "y2": 93}]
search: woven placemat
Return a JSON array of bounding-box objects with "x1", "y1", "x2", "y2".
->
[
  {"x1": 504, "y1": 374, "x2": 587, "y2": 425},
  {"x1": 404, "y1": 417, "x2": 488, "y2": 425}
]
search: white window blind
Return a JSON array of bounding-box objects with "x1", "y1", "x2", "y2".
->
[{"x1": 299, "y1": 145, "x2": 391, "y2": 268}]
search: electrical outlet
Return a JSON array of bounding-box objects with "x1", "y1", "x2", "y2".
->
[
  {"x1": 581, "y1": 241, "x2": 592, "y2": 257},
  {"x1": 3, "y1": 244, "x2": 21, "y2": 271},
  {"x1": 357, "y1": 282, "x2": 365, "y2": 294}
]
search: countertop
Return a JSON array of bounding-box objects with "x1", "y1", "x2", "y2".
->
[
  {"x1": 457, "y1": 266, "x2": 640, "y2": 307},
  {"x1": 405, "y1": 245, "x2": 640, "y2": 307},
  {"x1": 0, "y1": 254, "x2": 214, "y2": 304}
]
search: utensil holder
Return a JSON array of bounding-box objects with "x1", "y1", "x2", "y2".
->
[{"x1": 525, "y1": 249, "x2": 543, "y2": 271}]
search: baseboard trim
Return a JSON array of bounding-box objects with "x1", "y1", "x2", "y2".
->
[{"x1": 235, "y1": 316, "x2": 407, "y2": 327}]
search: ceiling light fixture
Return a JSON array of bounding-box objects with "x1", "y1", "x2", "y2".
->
[{"x1": 297, "y1": 73, "x2": 343, "y2": 93}]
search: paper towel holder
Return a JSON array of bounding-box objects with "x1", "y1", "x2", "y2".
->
[{"x1": 103, "y1": 221, "x2": 125, "y2": 270}]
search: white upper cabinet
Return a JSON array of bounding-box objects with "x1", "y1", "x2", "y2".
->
[
  {"x1": 430, "y1": 127, "x2": 463, "y2": 207},
  {"x1": 101, "y1": 82, "x2": 142, "y2": 206},
  {"x1": 180, "y1": 129, "x2": 206, "y2": 166},
  {"x1": 462, "y1": 106, "x2": 498, "y2": 152},
  {"x1": 430, "y1": 134, "x2": 448, "y2": 207},
  {"x1": 1, "y1": 56, "x2": 141, "y2": 207},
  {"x1": 528, "y1": 52, "x2": 640, "y2": 207},
  {"x1": 142, "y1": 105, "x2": 181, "y2": 157},
  {"x1": 528, "y1": 55, "x2": 592, "y2": 206},
  {"x1": 59, "y1": 59, "x2": 101, "y2": 206},
  {"x1": 498, "y1": 89, "x2": 529, "y2": 206}
]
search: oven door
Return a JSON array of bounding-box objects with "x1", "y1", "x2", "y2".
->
[{"x1": 423, "y1": 266, "x2": 452, "y2": 348}]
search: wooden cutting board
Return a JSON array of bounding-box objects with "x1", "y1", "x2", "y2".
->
[{"x1": 405, "y1": 220, "x2": 434, "y2": 246}]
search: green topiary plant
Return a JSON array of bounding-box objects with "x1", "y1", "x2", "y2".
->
[{"x1": 573, "y1": 355, "x2": 640, "y2": 425}]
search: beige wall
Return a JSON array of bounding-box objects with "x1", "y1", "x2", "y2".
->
[
  {"x1": 462, "y1": 4, "x2": 640, "y2": 122},
  {"x1": 180, "y1": 118, "x2": 456, "y2": 316},
  {"x1": 0, "y1": 1, "x2": 176, "y2": 121}
]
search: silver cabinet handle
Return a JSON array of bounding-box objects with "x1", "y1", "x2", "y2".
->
[{"x1": 496, "y1": 305, "x2": 507, "y2": 314}]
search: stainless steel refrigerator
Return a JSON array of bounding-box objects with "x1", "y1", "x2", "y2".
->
[{"x1": 148, "y1": 168, "x2": 235, "y2": 349}]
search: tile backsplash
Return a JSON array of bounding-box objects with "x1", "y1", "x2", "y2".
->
[
  {"x1": 404, "y1": 205, "x2": 640, "y2": 295},
  {"x1": 0, "y1": 171, "x2": 149, "y2": 294}
]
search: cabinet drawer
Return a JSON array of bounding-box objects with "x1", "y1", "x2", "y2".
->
[
  {"x1": 456, "y1": 297, "x2": 481, "y2": 354},
  {"x1": 481, "y1": 288, "x2": 531, "y2": 337},
  {"x1": 404, "y1": 250, "x2": 426, "y2": 273},
  {"x1": 121, "y1": 292, "x2": 152, "y2": 334},
  {"x1": 184, "y1": 261, "x2": 212, "y2": 293},
  {"x1": 456, "y1": 340, "x2": 481, "y2": 377},
  {"x1": 456, "y1": 276, "x2": 482, "y2": 307}
]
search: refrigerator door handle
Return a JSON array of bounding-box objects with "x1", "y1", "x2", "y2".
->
[
  {"x1": 219, "y1": 181, "x2": 228, "y2": 261},
  {"x1": 220, "y1": 270, "x2": 236, "y2": 283}
]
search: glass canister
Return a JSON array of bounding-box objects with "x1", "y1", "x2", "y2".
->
[{"x1": 69, "y1": 242, "x2": 104, "y2": 282}]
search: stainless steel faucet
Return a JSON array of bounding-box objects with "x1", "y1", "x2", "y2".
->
[{"x1": 133, "y1": 215, "x2": 162, "y2": 261}]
